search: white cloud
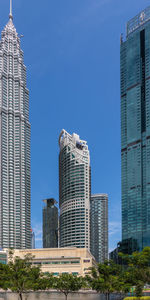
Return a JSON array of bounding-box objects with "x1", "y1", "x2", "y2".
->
[{"x1": 109, "y1": 221, "x2": 121, "y2": 236}]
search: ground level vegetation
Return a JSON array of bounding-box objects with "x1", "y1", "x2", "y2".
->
[{"x1": 0, "y1": 248, "x2": 150, "y2": 300}]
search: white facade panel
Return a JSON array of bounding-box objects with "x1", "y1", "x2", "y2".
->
[
  {"x1": 0, "y1": 16, "x2": 31, "y2": 248},
  {"x1": 59, "y1": 129, "x2": 91, "y2": 249}
]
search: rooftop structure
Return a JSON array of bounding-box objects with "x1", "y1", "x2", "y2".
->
[{"x1": 127, "y1": 6, "x2": 150, "y2": 36}]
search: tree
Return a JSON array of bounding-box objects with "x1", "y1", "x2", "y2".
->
[
  {"x1": 0, "y1": 263, "x2": 11, "y2": 290},
  {"x1": 119, "y1": 247, "x2": 150, "y2": 298},
  {"x1": 53, "y1": 273, "x2": 83, "y2": 300},
  {"x1": 88, "y1": 260, "x2": 129, "y2": 300},
  {"x1": 6, "y1": 252, "x2": 42, "y2": 300},
  {"x1": 40, "y1": 272, "x2": 55, "y2": 290},
  {"x1": 119, "y1": 247, "x2": 150, "y2": 269}
]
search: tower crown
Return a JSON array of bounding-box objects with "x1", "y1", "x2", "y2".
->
[
  {"x1": 0, "y1": 2, "x2": 21, "y2": 57},
  {"x1": 9, "y1": 0, "x2": 13, "y2": 20}
]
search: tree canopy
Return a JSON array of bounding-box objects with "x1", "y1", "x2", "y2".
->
[
  {"x1": 87, "y1": 260, "x2": 129, "y2": 300},
  {"x1": 5, "y1": 252, "x2": 43, "y2": 300},
  {"x1": 0, "y1": 247, "x2": 150, "y2": 299},
  {"x1": 53, "y1": 273, "x2": 83, "y2": 300},
  {"x1": 119, "y1": 247, "x2": 150, "y2": 298}
]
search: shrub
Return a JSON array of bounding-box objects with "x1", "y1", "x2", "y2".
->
[
  {"x1": 124, "y1": 297, "x2": 150, "y2": 300},
  {"x1": 124, "y1": 298, "x2": 139, "y2": 300}
]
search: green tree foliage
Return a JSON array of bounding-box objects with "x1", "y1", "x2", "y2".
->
[
  {"x1": 120, "y1": 247, "x2": 150, "y2": 298},
  {"x1": 53, "y1": 273, "x2": 83, "y2": 300},
  {"x1": 87, "y1": 260, "x2": 130, "y2": 300},
  {"x1": 0, "y1": 247, "x2": 150, "y2": 299},
  {"x1": 120, "y1": 247, "x2": 150, "y2": 268},
  {"x1": 0, "y1": 263, "x2": 11, "y2": 290},
  {"x1": 6, "y1": 251, "x2": 43, "y2": 300},
  {"x1": 41, "y1": 272, "x2": 55, "y2": 290}
]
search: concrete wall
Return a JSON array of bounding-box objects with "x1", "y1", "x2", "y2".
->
[{"x1": 0, "y1": 291, "x2": 105, "y2": 300}]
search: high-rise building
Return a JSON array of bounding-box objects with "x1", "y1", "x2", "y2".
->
[
  {"x1": 90, "y1": 194, "x2": 108, "y2": 263},
  {"x1": 31, "y1": 229, "x2": 35, "y2": 249},
  {"x1": 0, "y1": 2, "x2": 31, "y2": 248},
  {"x1": 43, "y1": 198, "x2": 58, "y2": 248},
  {"x1": 59, "y1": 129, "x2": 91, "y2": 249},
  {"x1": 121, "y1": 6, "x2": 150, "y2": 252}
]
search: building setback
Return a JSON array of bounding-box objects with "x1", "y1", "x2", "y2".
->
[
  {"x1": 121, "y1": 6, "x2": 150, "y2": 253},
  {"x1": 59, "y1": 129, "x2": 91, "y2": 249},
  {"x1": 90, "y1": 194, "x2": 108, "y2": 263},
  {"x1": 0, "y1": 3, "x2": 31, "y2": 248},
  {"x1": 43, "y1": 198, "x2": 58, "y2": 248}
]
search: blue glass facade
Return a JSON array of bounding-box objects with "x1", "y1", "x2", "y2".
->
[{"x1": 121, "y1": 7, "x2": 150, "y2": 252}]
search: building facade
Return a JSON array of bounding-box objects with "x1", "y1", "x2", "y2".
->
[
  {"x1": 0, "y1": 250, "x2": 7, "y2": 264},
  {"x1": 43, "y1": 198, "x2": 58, "y2": 248},
  {"x1": 0, "y1": 7, "x2": 31, "y2": 248},
  {"x1": 121, "y1": 6, "x2": 150, "y2": 252},
  {"x1": 90, "y1": 194, "x2": 108, "y2": 263},
  {"x1": 10, "y1": 248, "x2": 96, "y2": 276},
  {"x1": 59, "y1": 129, "x2": 91, "y2": 249}
]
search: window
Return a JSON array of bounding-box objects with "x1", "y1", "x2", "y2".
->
[{"x1": 83, "y1": 259, "x2": 90, "y2": 263}]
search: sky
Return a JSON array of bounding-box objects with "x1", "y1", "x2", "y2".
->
[{"x1": 0, "y1": 0, "x2": 149, "y2": 251}]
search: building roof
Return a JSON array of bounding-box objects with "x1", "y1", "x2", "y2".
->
[{"x1": 127, "y1": 6, "x2": 150, "y2": 36}]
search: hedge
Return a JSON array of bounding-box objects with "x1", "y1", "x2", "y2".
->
[
  {"x1": 124, "y1": 298, "x2": 138, "y2": 300},
  {"x1": 124, "y1": 297, "x2": 150, "y2": 300}
]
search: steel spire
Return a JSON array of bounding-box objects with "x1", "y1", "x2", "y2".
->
[{"x1": 9, "y1": 0, "x2": 13, "y2": 20}]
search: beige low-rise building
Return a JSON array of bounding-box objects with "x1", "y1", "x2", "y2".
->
[{"x1": 8, "y1": 248, "x2": 96, "y2": 276}]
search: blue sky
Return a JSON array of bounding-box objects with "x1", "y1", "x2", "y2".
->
[{"x1": 0, "y1": 0, "x2": 148, "y2": 251}]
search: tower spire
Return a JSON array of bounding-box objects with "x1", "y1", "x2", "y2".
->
[{"x1": 9, "y1": 0, "x2": 13, "y2": 20}]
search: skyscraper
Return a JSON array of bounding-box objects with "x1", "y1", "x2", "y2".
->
[
  {"x1": 31, "y1": 229, "x2": 35, "y2": 249},
  {"x1": 121, "y1": 6, "x2": 150, "y2": 252},
  {"x1": 59, "y1": 129, "x2": 91, "y2": 249},
  {"x1": 0, "y1": 1, "x2": 31, "y2": 248},
  {"x1": 90, "y1": 194, "x2": 108, "y2": 263},
  {"x1": 43, "y1": 198, "x2": 58, "y2": 248}
]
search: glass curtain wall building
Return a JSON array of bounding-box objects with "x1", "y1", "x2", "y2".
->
[
  {"x1": 121, "y1": 6, "x2": 150, "y2": 252},
  {"x1": 0, "y1": 8, "x2": 31, "y2": 248},
  {"x1": 59, "y1": 129, "x2": 91, "y2": 249},
  {"x1": 90, "y1": 194, "x2": 108, "y2": 263},
  {"x1": 43, "y1": 198, "x2": 58, "y2": 248}
]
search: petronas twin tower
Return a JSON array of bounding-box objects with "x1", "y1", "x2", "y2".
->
[{"x1": 0, "y1": 1, "x2": 31, "y2": 248}]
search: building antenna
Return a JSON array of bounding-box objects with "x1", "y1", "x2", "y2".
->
[{"x1": 9, "y1": 0, "x2": 13, "y2": 20}]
